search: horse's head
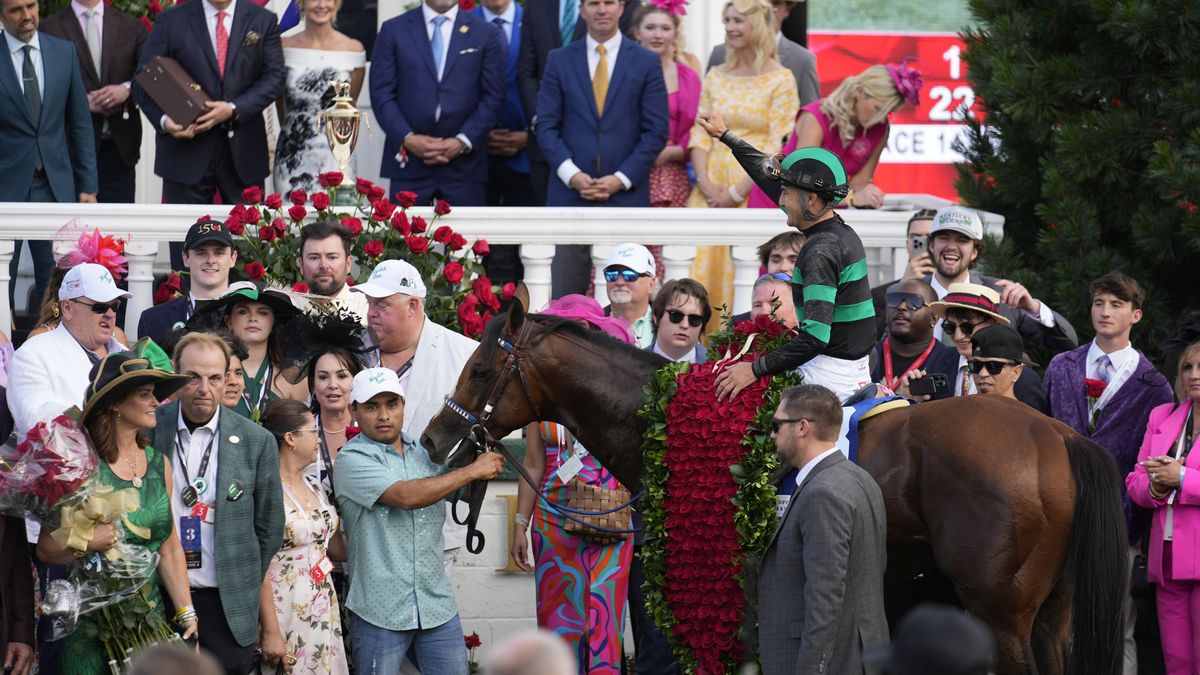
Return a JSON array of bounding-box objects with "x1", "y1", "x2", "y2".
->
[{"x1": 423, "y1": 286, "x2": 544, "y2": 467}]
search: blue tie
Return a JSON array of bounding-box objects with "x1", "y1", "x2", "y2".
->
[
  {"x1": 492, "y1": 16, "x2": 508, "y2": 44},
  {"x1": 559, "y1": 0, "x2": 576, "y2": 46},
  {"x1": 431, "y1": 15, "x2": 449, "y2": 79}
]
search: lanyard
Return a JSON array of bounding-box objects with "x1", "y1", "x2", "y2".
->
[
  {"x1": 175, "y1": 426, "x2": 218, "y2": 489},
  {"x1": 314, "y1": 413, "x2": 338, "y2": 500},
  {"x1": 375, "y1": 348, "x2": 414, "y2": 380},
  {"x1": 882, "y1": 337, "x2": 937, "y2": 390},
  {"x1": 242, "y1": 361, "x2": 273, "y2": 417}
]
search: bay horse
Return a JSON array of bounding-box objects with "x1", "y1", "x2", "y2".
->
[{"x1": 421, "y1": 297, "x2": 1127, "y2": 675}]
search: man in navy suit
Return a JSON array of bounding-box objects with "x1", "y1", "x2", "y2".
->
[
  {"x1": 137, "y1": 219, "x2": 235, "y2": 344},
  {"x1": 0, "y1": 0, "x2": 97, "y2": 315},
  {"x1": 370, "y1": 0, "x2": 505, "y2": 207},
  {"x1": 535, "y1": 0, "x2": 666, "y2": 297},
  {"x1": 473, "y1": 0, "x2": 530, "y2": 286},
  {"x1": 133, "y1": 0, "x2": 284, "y2": 268}
]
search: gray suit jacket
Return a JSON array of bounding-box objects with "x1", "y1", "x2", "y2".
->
[
  {"x1": 759, "y1": 452, "x2": 888, "y2": 675},
  {"x1": 707, "y1": 36, "x2": 819, "y2": 106}
]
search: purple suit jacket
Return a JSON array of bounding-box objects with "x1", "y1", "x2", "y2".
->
[
  {"x1": 1045, "y1": 343, "x2": 1173, "y2": 541},
  {"x1": 1127, "y1": 402, "x2": 1200, "y2": 583}
]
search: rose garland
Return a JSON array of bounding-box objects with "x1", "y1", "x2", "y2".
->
[{"x1": 638, "y1": 315, "x2": 801, "y2": 674}]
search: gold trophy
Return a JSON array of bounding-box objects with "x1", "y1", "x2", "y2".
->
[{"x1": 320, "y1": 80, "x2": 365, "y2": 187}]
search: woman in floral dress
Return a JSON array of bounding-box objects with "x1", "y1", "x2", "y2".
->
[{"x1": 259, "y1": 400, "x2": 348, "y2": 674}]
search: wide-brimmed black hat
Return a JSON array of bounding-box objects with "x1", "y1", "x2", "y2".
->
[
  {"x1": 188, "y1": 281, "x2": 302, "y2": 332},
  {"x1": 82, "y1": 351, "x2": 190, "y2": 424}
]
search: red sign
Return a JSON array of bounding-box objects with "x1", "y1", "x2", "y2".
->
[{"x1": 806, "y1": 32, "x2": 982, "y2": 200}]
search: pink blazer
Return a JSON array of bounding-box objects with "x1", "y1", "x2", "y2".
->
[{"x1": 1127, "y1": 401, "x2": 1200, "y2": 582}]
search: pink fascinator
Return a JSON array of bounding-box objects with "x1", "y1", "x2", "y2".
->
[
  {"x1": 886, "y1": 61, "x2": 924, "y2": 107},
  {"x1": 537, "y1": 294, "x2": 635, "y2": 345},
  {"x1": 55, "y1": 219, "x2": 129, "y2": 281},
  {"x1": 650, "y1": 0, "x2": 687, "y2": 16}
]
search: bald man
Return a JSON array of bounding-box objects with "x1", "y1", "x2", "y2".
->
[{"x1": 872, "y1": 278, "x2": 958, "y2": 401}]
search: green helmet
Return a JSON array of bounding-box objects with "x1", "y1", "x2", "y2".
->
[{"x1": 769, "y1": 147, "x2": 850, "y2": 204}]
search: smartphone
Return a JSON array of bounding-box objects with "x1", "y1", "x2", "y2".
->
[
  {"x1": 909, "y1": 373, "x2": 948, "y2": 397},
  {"x1": 911, "y1": 235, "x2": 928, "y2": 254}
]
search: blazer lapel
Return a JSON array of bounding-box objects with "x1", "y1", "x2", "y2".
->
[
  {"x1": 403, "y1": 320, "x2": 440, "y2": 437},
  {"x1": 0, "y1": 44, "x2": 33, "y2": 127},
  {"x1": 1069, "y1": 349, "x2": 1089, "y2": 427},
  {"x1": 507, "y1": 5, "x2": 521, "y2": 75},
  {"x1": 213, "y1": 410, "x2": 234, "y2": 518},
  {"x1": 601, "y1": 38, "x2": 634, "y2": 116},
  {"x1": 188, "y1": 2, "x2": 221, "y2": 81},
  {"x1": 38, "y1": 38, "x2": 61, "y2": 127},
  {"x1": 441, "y1": 11, "x2": 470, "y2": 82},
  {"x1": 409, "y1": 12, "x2": 438, "y2": 83},
  {"x1": 100, "y1": 8, "x2": 119, "y2": 84},
  {"x1": 570, "y1": 41, "x2": 597, "y2": 120},
  {"x1": 766, "y1": 452, "x2": 842, "y2": 550},
  {"x1": 1152, "y1": 403, "x2": 1192, "y2": 456},
  {"x1": 222, "y1": 3, "x2": 250, "y2": 83}
]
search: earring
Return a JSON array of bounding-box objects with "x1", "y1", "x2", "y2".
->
[{"x1": 51, "y1": 300, "x2": 60, "y2": 319}]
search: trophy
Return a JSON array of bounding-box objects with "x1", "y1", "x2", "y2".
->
[{"x1": 320, "y1": 80, "x2": 365, "y2": 187}]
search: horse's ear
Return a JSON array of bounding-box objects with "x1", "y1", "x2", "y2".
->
[
  {"x1": 513, "y1": 282, "x2": 531, "y2": 313},
  {"x1": 506, "y1": 284, "x2": 528, "y2": 335}
]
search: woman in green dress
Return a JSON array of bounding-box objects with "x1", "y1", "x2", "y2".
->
[{"x1": 35, "y1": 351, "x2": 199, "y2": 675}]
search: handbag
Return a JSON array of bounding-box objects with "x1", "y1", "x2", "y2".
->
[
  {"x1": 1130, "y1": 531, "x2": 1152, "y2": 599},
  {"x1": 563, "y1": 478, "x2": 633, "y2": 545}
]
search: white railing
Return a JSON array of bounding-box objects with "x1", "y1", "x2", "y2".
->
[{"x1": 0, "y1": 196, "x2": 1003, "y2": 340}]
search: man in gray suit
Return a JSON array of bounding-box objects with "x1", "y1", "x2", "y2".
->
[
  {"x1": 761, "y1": 384, "x2": 888, "y2": 675},
  {"x1": 706, "y1": 0, "x2": 818, "y2": 106}
]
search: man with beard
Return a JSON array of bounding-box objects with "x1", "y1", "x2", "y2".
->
[
  {"x1": 297, "y1": 221, "x2": 369, "y2": 323},
  {"x1": 870, "y1": 208, "x2": 935, "y2": 340},
  {"x1": 603, "y1": 243, "x2": 657, "y2": 348},
  {"x1": 870, "y1": 279, "x2": 956, "y2": 401}
]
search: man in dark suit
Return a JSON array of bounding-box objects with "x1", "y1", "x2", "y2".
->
[
  {"x1": 0, "y1": 0, "x2": 97, "y2": 313},
  {"x1": 370, "y1": 0, "x2": 505, "y2": 207},
  {"x1": 133, "y1": 0, "x2": 284, "y2": 269},
  {"x1": 706, "y1": 0, "x2": 818, "y2": 105},
  {"x1": 40, "y1": 0, "x2": 146, "y2": 203},
  {"x1": 137, "y1": 219, "x2": 235, "y2": 344},
  {"x1": 515, "y1": 0, "x2": 638, "y2": 205},
  {"x1": 0, "y1": 516, "x2": 33, "y2": 675},
  {"x1": 153, "y1": 332, "x2": 283, "y2": 674},
  {"x1": 762, "y1": 384, "x2": 888, "y2": 675},
  {"x1": 535, "y1": 0, "x2": 666, "y2": 297}
]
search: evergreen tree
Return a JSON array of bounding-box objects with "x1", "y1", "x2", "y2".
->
[{"x1": 956, "y1": 0, "x2": 1200, "y2": 362}]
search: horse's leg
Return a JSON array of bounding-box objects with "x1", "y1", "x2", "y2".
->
[{"x1": 1030, "y1": 573, "x2": 1072, "y2": 675}]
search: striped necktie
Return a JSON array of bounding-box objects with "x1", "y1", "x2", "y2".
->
[{"x1": 559, "y1": 0, "x2": 577, "y2": 46}]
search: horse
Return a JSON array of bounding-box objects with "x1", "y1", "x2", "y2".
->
[{"x1": 421, "y1": 296, "x2": 1128, "y2": 675}]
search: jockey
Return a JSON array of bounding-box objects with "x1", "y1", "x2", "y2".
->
[{"x1": 710, "y1": 128, "x2": 876, "y2": 403}]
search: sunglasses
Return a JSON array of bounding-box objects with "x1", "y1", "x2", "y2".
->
[
  {"x1": 758, "y1": 272, "x2": 791, "y2": 282},
  {"x1": 604, "y1": 269, "x2": 647, "y2": 283},
  {"x1": 665, "y1": 309, "x2": 704, "y2": 328},
  {"x1": 886, "y1": 292, "x2": 926, "y2": 310},
  {"x1": 942, "y1": 319, "x2": 984, "y2": 337},
  {"x1": 769, "y1": 417, "x2": 805, "y2": 433},
  {"x1": 969, "y1": 359, "x2": 1020, "y2": 375},
  {"x1": 72, "y1": 298, "x2": 121, "y2": 314}
]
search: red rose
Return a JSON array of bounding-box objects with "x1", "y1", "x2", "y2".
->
[
  {"x1": 264, "y1": 193, "x2": 283, "y2": 209},
  {"x1": 394, "y1": 191, "x2": 418, "y2": 208},
  {"x1": 345, "y1": 276, "x2": 356, "y2": 287},
  {"x1": 406, "y1": 235, "x2": 430, "y2": 254},
  {"x1": 318, "y1": 171, "x2": 344, "y2": 188},
  {"x1": 245, "y1": 262, "x2": 266, "y2": 280},
  {"x1": 473, "y1": 277, "x2": 500, "y2": 311},
  {"x1": 288, "y1": 205, "x2": 307, "y2": 221},
  {"x1": 752, "y1": 313, "x2": 774, "y2": 332},
  {"x1": 242, "y1": 207, "x2": 261, "y2": 225},
  {"x1": 501, "y1": 282, "x2": 516, "y2": 301},
  {"x1": 364, "y1": 239, "x2": 384, "y2": 257},
  {"x1": 273, "y1": 217, "x2": 287, "y2": 234},
  {"x1": 227, "y1": 220, "x2": 245, "y2": 236},
  {"x1": 140, "y1": 15, "x2": 152, "y2": 30},
  {"x1": 373, "y1": 198, "x2": 396, "y2": 221},
  {"x1": 345, "y1": 425, "x2": 360, "y2": 440},
  {"x1": 457, "y1": 302, "x2": 484, "y2": 337},
  {"x1": 434, "y1": 198, "x2": 452, "y2": 216},
  {"x1": 410, "y1": 215, "x2": 428, "y2": 233},
  {"x1": 293, "y1": 282, "x2": 310, "y2": 293},
  {"x1": 449, "y1": 233, "x2": 467, "y2": 251},
  {"x1": 195, "y1": 214, "x2": 211, "y2": 223},
  {"x1": 391, "y1": 211, "x2": 411, "y2": 235},
  {"x1": 341, "y1": 217, "x2": 363, "y2": 235},
  {"x1": 242, "y1": 186, "x2": 263, "y2": 204},
  {"x1": 459, "y1": 0, "x2": 475, "y2": 10},
  {"x1": 443, "y1": 261, "x2": 464, "y2": 283},
  {"x1": 433, "y1": 225, "x2": 454, "y2": 244},
  {"x1": 471, "y1": 276, "x2": 492, "y2": 296},
  {"x1": 369, "y1": 185, "x2": 386, "y2": 201},
  {"x1": 464, "y1": 633, "x2": 481, "y2": 649},
  {"x1": 259, "y1": 225, "x2": 277, "y2": 242},
  {"x1": 472, "y1": 239, "x2": 490, "y2": 257},
  {"x1": 312, "y1": 192, "x2": 331, "y2": 210},
  {"x1": 153, "y1": 272, "x2": 183, "y2": 305},
  {"x1": 1085, "y1": 378, "x2": 1107, "y2": 399},
  {"x1": 289, "y1": 190, "x2": 307, "y2": 206},
  {"x1": 355, "y1": 178, "x2": 376, "y2": 196}
]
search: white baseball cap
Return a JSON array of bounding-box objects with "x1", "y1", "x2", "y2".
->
[
  {"x1": 350, "y1": 260, "x2": 427, "y2": 299},
  {"x1": 351, "y1": 367, "x2": 406, "y2": 404},
  {"x1": 604, "y1": 243, "x2": 655, "y2": 277},
  {"x1": 58, "y1": 263, "x2": 133, "y2": 303},
  {"x1": 930, "y1": 205, "x2": 984, "y2": 241}
]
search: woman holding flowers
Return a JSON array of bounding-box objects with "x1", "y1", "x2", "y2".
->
[{"x1": 36, "y1": 351, "x2": 197, "y2": 675}]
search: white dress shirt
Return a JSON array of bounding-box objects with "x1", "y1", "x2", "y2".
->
[
  {"x1": 795, "y1": 447, "x2": 841, "y2": 490},
  {"x1": 555, "y1": 31, "x2": 631, "y2": 191},
  {"x1": 954, "y1": 354, "x2": 977, "y2": 396},
  {"x1": 169, "y1": 408, "x2": 223, "y2": 588},
  {"x1": 4, "y1": 30, "x2": 44, "y2": 100},
  {"x1": 479, "y1": 1, "x2": 515, "y2": 46},
  {"x1": 653, "y1": 341, "x2": 697, "y2": 364},
  {"x1": 1086, "y1": 339, "x2": 1138, "y2": 398},
  {"x1": 422, "y1": 2, "x2": 458, "y2": 81}
]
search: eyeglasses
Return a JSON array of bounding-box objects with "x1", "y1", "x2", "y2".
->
[
  {"x1": 758, "y1": 272, "x2": 791, "y2": 282},
  {"x1": 665, "y1": 309, "x2": 705, "y2": 328},
  {"x1": 604, "y1": 269, "x2": 646, "y2": 283},
  {"x1": 769, "y1": 417, "x2": 805, "y2": 433},
  {"x1": 293, "y1": 425, "x2": 321, "y2": 436},
  {"x1": 886, "y1": 292, "x2": 926, "y2": 310},
  {"x1": 968, "y1": 359, "x2": 1019, "y2": 375},
  {"x1": 72, "y1": 298, "x2": 121, "y2": 314},
  {"x1": 942, "y1": 319, "x2": 984, "y2": 337}
]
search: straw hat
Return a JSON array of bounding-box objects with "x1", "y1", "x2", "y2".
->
[{"x1": 928, "y1": 283, "x2": 1010, "y2": 325}]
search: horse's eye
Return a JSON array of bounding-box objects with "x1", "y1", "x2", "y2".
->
[{"x1": 469, "y1": 364, "x2": 489, "y2": 382}]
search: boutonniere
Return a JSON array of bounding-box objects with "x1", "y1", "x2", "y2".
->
[
  {"x1": 345, "y1": 425, "x2": 361, "y2": 441},
  {"x1": 458, "y1": 24, "x2": 469, "y2": 34},
  {"x1": 1085, "y1": 378, "x2": 1108, "y2": 432},
  {"x1": 243, "y1": 30, "x2": 261, "y2": 46}
]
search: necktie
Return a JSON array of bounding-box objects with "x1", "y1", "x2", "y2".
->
[
  {"x1": 84, "y1": 9, "x2": 101, "y2": 71},
  {"x1": 22, "y1": 46, "x2": 41, "y2": 168},
  {"x1": 491, "y1": 16, "x2": 507, "y2": 44},
  {"x1": 960, "y1": 364, "x2": 972, "y2": 396},
  {"x1": 593, "y1": 44, "x2": 608, "y2": 116},
  {"x1": 215, "y1": 10, "x2": 229, "y2": 79},
  {"x1": 559, "y1": 0, "x2": 577, "y2": 46},
  {"x1": 1097, "y1": 354, "x2": 1114, "y2": 383},
  {"x1": 431, "y1": 15, "x2": 449, "y2": 79}
]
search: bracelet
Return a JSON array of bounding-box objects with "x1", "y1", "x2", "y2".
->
[
  {"x1": 728, "y1": 185, "x2": 744, "y2": 203},
  {"x1": 173, "y1": 605, "x2": 196, "y2": 622},
  {"x1": 513, "y1": 513, "x2": 531, "y2": 530},
  {"x1": 1149, "y1": 483, "x2": 1168, "y2": 499}
]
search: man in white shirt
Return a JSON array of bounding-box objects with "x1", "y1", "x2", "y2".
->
[
  {"x1": 648, "y1": 278, "x2": 709, "y2": 364},
  {"x1": 604, "y1": 243, "x2": 657, "y2": 348},
  {"x1": 297, "y1": 220, "x2": 368, "y2": 323}
]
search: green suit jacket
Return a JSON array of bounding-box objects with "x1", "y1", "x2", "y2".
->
[{"x1": 154, "y1": 403, "x2": 284, "y2": 646}]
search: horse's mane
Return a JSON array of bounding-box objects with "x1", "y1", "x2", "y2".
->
[{"x1": 478, "y1": 311, "x2": 667, "y2": 369}]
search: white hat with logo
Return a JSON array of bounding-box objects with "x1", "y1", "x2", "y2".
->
[
  {"x1": 351, "y1": 367, "x2": 406, "y2": 404},
  {"x1": 58, "y1": 263, "x2": 133, "y2": 303},
  {"x1": 930, "y1": 205, "x2": 984, "y2": 241},
  {"x1": 604, "y1": 243, "x2": 656, "y2": 276},
  {"x1": 351, "y1": 260, "x2": 427, "y2": 299}
]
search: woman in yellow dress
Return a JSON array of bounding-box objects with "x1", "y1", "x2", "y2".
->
[{"x1": 687, "y1": 0, "x2": 798, "y2": 326}]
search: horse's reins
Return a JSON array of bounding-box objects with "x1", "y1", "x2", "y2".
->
[{"x1": 440, "y1": 320, "x2": 642, "y2": 553}]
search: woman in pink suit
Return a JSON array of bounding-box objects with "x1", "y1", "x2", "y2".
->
[{"x1": 1127, "y1": 340, "x2": 1200, "y2": 675}]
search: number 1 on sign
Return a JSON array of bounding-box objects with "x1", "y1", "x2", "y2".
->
[{"x1": 943, "y1": 45, "x2": 961, "y2": 80}]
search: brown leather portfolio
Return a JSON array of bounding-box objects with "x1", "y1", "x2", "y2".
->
[{"x1": 134, "y1": 55, "x2": 210, "y2": 128}]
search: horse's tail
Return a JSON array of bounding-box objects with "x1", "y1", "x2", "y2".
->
[{"x1": 1062, "y1": 434, "x2": 1128, "y2": 675}]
